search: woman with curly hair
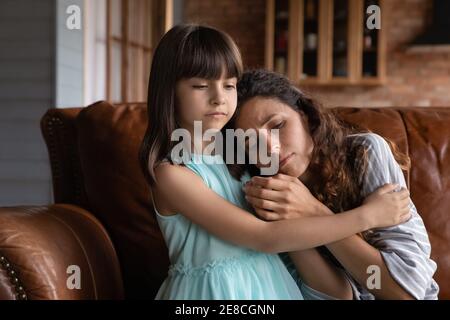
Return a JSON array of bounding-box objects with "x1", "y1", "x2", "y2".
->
[{"x1": 230, "y1": 69, "x2": 439, "y2": 300}]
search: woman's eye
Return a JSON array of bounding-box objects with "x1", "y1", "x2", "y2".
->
[{"x1": 274, "y1": 121, "x2": 285, "y2": 129}]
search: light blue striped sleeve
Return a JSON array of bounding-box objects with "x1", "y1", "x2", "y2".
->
[{"x1": 352, "y1": 133, "x2": 439, "y2": 300}]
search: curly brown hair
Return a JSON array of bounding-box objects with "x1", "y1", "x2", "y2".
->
[{"x1": 228, "y1": 69, "x2": 410, "y2": 213}]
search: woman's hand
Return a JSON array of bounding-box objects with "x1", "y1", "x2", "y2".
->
[
  {"x1": 362, "y1": 183, "x2": 412, "y2": 229},
  {"x1": 243, "y1": 173, "x2": 330, "y2": 221}
]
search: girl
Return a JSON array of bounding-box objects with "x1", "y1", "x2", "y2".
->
[
  {"x1": 233, "y1": 69, "x2": 439, "y2": 299},
  {"x1": 139, "y1": 24, "x2": 411, "y2": 300}
]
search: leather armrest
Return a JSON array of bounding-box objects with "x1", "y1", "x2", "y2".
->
[{"x1": 0, "y1": 204, "x2": 124, "y2": 300}]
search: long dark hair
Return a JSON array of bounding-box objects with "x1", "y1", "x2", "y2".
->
[
  {"x1": 230, "y1": 69, "x2": 410, "y2": 213},
  {"x1": 139, "y1": 24, "x2": 243, "y2": 187}
]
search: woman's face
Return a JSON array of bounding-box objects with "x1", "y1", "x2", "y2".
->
[{"x1": 235, "y1": 97, "x2": 314, "y2": 178}]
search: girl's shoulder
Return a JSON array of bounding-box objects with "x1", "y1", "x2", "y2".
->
[{"x1": 153, "y1": 160, "x2": 204, "y2": 213}]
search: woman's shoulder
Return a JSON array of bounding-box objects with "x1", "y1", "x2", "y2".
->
[
  {"x1": 347, "y1": 132, "x2": 394, "y2": 162},
  {"x1": 347, "y1": 132, "x2": 389, "y2": 150}
]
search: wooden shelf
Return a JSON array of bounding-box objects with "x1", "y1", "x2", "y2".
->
[
  {"x1": 299, "y1": 76, "x2": 385, "y2": 86},
  {"x1": 265, "y1": 0, "x2": 386, "y2": 86}
]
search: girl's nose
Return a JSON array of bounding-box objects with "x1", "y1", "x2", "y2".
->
[{"x1": 210, "y1": 86, "x2": 226, "y2": 105}]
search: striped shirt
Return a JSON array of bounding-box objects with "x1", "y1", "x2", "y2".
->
[{"x1": 284, "y1": 132, "x2": 439, "y2": 300}]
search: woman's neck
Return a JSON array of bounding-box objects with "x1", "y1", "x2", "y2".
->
[{"x1": 299, "y1": 164, "x2": 321, "y2": 189}]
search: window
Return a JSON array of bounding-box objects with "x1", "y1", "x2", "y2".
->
[{"x1": 106, "y1": 0, "x2": 173, "y2": 103}]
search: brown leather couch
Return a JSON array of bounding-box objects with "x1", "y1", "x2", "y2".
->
[{"x1": 0, "y1": 101, "x2": 448, "y2": 300}]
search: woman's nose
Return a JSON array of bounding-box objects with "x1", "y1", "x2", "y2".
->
[{"x1": 262, "y1": 131, "x2": 281, "y2": 155}]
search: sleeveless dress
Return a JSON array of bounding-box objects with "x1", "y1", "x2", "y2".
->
[{"x1": 154, "y1": 153, "x2": 304, "y2": 300}]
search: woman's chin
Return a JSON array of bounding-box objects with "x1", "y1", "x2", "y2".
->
[{"x1": 278, "y1": 166, "x2": 298, "y2": 177}]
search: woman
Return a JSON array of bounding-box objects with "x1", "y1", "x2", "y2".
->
[{"x1": 229, "y1": 69, "x2": 439, "y2": 300}]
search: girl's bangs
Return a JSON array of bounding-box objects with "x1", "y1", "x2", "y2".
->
[{"x1": 176, "y1": 29, "x2": 242, "y2": 80}]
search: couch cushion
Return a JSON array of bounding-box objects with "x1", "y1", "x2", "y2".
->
[
  {"x1": 401, "y1": 108, "x2": 450, "y2": 299},
  {"x1": 76, "y1": 101, "x2": 168, "y2": 298}
]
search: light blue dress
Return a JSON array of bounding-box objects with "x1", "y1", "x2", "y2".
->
[{"x1": 154, "y1": 153, "x2": 304, "y2": 300}]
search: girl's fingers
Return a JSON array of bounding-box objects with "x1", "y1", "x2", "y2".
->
[
  {"x1": 398, "y1": 189, "x2": 410, "y2": 199},
  {"x1": 377, "y1": 183, "x2": 400, "y2": 195},
  {"x1": 400, "y1": 212, "x2": 412, "y2": 223}
]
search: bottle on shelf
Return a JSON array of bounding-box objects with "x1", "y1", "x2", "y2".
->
[{"x1": 305, "y1": 32, "x2": 317, "y2": 51}]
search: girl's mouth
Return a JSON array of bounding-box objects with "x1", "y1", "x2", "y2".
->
[{"x1": 206, "y1": 112, "x2": 227, "y2": 118}]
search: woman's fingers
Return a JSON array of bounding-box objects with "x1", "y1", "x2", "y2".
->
[
  {"x1": 244, "y1": 183, "x2": 284, "y2": 202},
  {"x1": 245, "y1": 194, "x2": 280, "y2": 211},
  {"x1": 254, "y1": 207, "x2": 281, "y2": 221},
  {"x1": 249, "y1": 176, "x2": 288, "y2": 191},
  {"x1": 272, "y1": 173, "x2": 298, "y2": 183}
]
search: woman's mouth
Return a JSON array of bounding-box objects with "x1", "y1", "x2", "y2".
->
[{"x1": 279, "y1": 153, "x2": 294, "y2": 168}]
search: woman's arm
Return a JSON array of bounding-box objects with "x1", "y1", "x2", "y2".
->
[
  {"x1": 331, "y1": 133, "x2": 438, "y2": 300},
  {"x1": 287, "y1": 249, "x2": 353, "y2": 300},
  {"x1": 326, "y1": 234, "x2": 415, "y2": 299},
  {"x1": 304, "y1": 202, "x2": 415, "y2": 299},
  {"x1": 153, "y1": 163, "x2": 407, "y2": 254}
]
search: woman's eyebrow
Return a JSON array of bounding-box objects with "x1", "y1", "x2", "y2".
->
[{"x1": 260, "y1": 114, "x2": 277, "y2": 126}]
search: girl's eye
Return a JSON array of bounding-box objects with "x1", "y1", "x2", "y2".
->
[
  {"x1": 193, "y1": 85, "x2": 208, "y2": 89},
  {"x1": 225, "y1": 84, "x2": 236, "y2": 90}
]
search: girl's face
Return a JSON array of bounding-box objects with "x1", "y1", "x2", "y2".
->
[
  {"x1": 175, "y1": 74, "x2": 238, "y2": 134},
  {"x1": 235, "y1": 97, "x2": 314, "y2": 178}
]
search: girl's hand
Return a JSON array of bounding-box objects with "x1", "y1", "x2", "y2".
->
[
  {"x1": 243, "y1": 173, "x2": 328, "y2": 221},
  {"x1": 362, "y1": 183, "x2": 412, "y2": 229}
]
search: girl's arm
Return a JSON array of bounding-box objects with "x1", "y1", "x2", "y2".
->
[{"x1": 153, "y1": 162, "x2": 409, "y2": 254}]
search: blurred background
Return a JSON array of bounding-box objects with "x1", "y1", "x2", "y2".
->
[{"x1": 0, "y1": 0, "x2": 449, "y2": 206}]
